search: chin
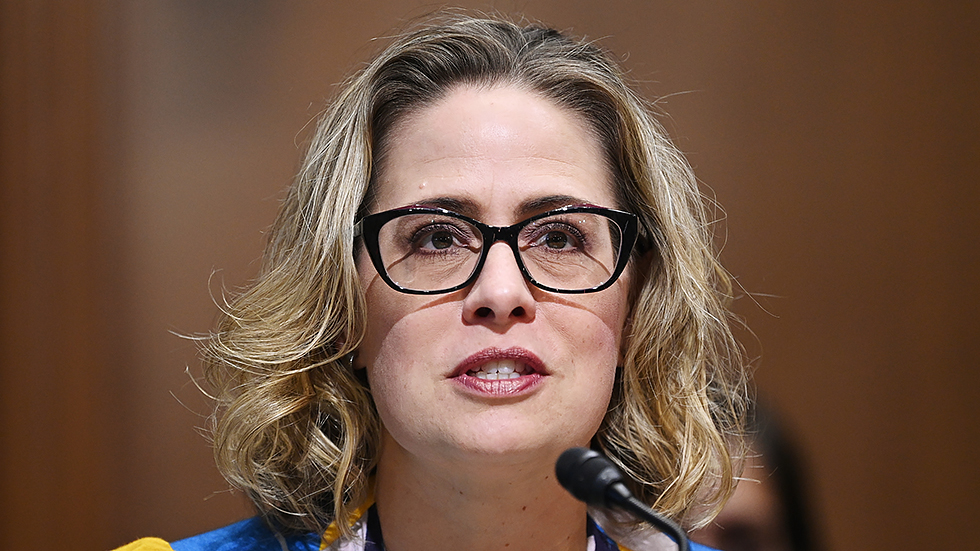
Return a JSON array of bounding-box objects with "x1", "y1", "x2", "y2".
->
[{"x1": 445, "y1": 420, "x2": 592, "y2": 468}]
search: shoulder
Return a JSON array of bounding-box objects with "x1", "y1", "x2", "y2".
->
[
  {"x1": 113, "y1": 518, "x2": 322, "y2": 551},
  {"x1": 173, "y1": 517, "x2": 322, "y2": 551}
]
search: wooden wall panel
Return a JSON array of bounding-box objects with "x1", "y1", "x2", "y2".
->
[{"x1": 0, "y1": 1, "x2": 122, "y2": 548}]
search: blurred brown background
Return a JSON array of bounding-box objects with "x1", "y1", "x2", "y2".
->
[{"x1": 2, "y1": 1, "x2": 977, "y2": 550}]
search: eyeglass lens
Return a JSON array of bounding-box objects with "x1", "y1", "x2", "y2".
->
[{"x1": 375, "y1": 211, "x2": 622, "y2": 292}]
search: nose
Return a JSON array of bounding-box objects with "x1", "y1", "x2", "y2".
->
[{"x1": 461, "y1": 241, "x2": 536, "y2": 327}]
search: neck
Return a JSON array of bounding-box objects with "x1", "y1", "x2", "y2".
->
[{"x1": 373, "y1": 438, "x2": 588, "y2": 551}]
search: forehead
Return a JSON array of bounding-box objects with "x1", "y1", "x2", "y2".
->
[{"x1": 372, "y1": 85, "x2": 617, "y2": 221}]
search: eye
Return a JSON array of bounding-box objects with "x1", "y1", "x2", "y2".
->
[
  {"x1": 421, "y1": 229, "x2": 455, "y2": 250},
  {"x1": 409, "y1": 221, "x2": 475, "y2": 253},
  {"x1": 526, "y1": 222, "x2": 585, "y2": 251},
  {"x1": 543, "y1": 230, "x2": 572, "y2": 249}
]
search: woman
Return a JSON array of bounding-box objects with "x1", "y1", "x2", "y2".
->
[{"x1": 116, "y1": 11, "x2": 748, "y2": 551}]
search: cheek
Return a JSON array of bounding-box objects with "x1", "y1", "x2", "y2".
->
[
  {"x1": 358, "y1": 295, "x2": 411, "y2": 379},
  {"x1": 356, "y1": 252, "x2": 401, "y2": 360},
  {"x1": 576, "y1": 279, "x2": 631, "y2": 359},
  {"x1": 580, "y1": 282, "x2": 630, "y2": 404},
  {"x1": 356, "y1": 279, "x2": 443, "y2": 406},
  {"x1": 359, "y1": 311, "x2": 418, "y2": 430},
  {"x1": 545, "y1": 282, "x2": 630, "y2": 413}
]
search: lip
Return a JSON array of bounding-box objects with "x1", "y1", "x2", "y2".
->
[
  {"x1": 451, "y1": 347, "x2": 548, "y2": 377},
  {"x1": 450, "y1": 347, "x2": 547, "y2": 397}
]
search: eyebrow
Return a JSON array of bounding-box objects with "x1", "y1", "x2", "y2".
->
[
  {"x1": 409, "y1": 194, "x2": 590, "y2": 220},
  {"x1": 409, "y1": 197, "x2": 479, "y2": 217},
  {"x1": 516, "y1": 195, "x2": 590, "y2": 216}
]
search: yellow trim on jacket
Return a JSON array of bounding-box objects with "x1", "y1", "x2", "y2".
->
[{"x1": 112, "y1": 537, "x2": 174, "y2": 551}]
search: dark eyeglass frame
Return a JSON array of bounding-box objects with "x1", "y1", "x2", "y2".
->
[{"x1": 353, "y1": 204, "x2": 639, "y2": 295}]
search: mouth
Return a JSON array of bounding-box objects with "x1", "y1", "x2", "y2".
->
[
  {"x1": 452, "y1": 347, "x2": 546, "y2": 379},
  {"x1": 450, "y1": 348, "x2": 546, "y2": 396},
  {"x1": 466, "y1": 358, "x2": 533, "y2": 380}
]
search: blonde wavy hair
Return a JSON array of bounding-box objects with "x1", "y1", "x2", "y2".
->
[{"x1": 203, "y1": 10, "x2": 749, "y2": 536}]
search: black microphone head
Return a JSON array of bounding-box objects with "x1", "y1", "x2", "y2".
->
[
  {"x1": 557, "y1": 448, "x2": 691, "y2": 551},
  {"x1": 555, "y1": 447, "x2": 632, "y2": 508}
]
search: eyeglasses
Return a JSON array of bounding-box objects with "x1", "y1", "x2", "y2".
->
[{"x1": 354, "y1": 205, "x2": 638, "y2": 295}]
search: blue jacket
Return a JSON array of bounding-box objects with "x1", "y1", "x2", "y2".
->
[{"x1": 115, "y1": 509, "x2": 717, "y2": 551}]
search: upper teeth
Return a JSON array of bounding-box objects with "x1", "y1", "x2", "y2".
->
[{"x1": 468, "y1": 359, "x2": 529, "y2": 380}]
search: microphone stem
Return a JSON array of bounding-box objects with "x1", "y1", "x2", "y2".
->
[{"x1": 619, "y1": 495, "x2": 690, "y2": 551}]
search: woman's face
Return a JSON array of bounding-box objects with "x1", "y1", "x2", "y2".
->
[{"x1": 356, "y1": 85, "x2": 632, "y2": 469}]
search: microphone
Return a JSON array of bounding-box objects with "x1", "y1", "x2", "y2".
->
[{"x1": 556, "y1": 447, "x2": 689, "y2": 551}]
